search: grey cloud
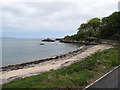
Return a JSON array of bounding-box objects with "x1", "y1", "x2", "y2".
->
[{"x1": 2, "y1": 0, "x2": 119, "y2": 33}]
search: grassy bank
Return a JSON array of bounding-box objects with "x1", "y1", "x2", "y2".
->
[{"x1": 2, "y1": 46, "x2": 119, "y2": 88}]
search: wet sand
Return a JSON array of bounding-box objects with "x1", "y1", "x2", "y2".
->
[{"x1": 0, "y1": 44, "x2": 112, "y2": 85}]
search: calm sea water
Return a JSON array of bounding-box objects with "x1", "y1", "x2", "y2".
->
[{"x1": 1, "y1": 38, "x2": 81, "y2": 66}]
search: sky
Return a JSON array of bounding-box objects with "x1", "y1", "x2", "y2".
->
[{"x1": 0, "y1": 0, "x2": 119, "y2": 38}]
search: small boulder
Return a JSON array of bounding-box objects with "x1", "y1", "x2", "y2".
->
[{"x1": 40, "y1": 43, "x2": 44, "y2": 45}]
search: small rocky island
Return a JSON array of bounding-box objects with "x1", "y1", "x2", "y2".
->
[{"x1": 42, "y1": 38, "x2": 55, "y2": 42}]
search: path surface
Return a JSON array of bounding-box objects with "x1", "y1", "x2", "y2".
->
[
  {"x1": 0, "y1": 44, "x2": 111, "y2": 85},
  {"x1": 87, "y1": 66, "x2": 119, "y2": 88}
]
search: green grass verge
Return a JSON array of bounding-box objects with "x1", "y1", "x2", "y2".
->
[{"x1": 2, "y1": 46, "x2": 120, "y2": 88}]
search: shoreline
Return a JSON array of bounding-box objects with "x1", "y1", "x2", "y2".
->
[
  {"x1": 0, "y1": 44, "x2": 112, "y2": 85},
  {"x1": 1, "y1": 45, "x2": 90, "y2": 72}
]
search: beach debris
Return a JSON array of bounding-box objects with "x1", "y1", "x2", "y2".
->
[{"x1": 60, "y1": 61, "x2": 72, "y2": 67}]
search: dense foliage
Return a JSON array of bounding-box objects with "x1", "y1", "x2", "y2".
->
[
  {"x1": 99, "y1": 12, "x2": 120, "y2": 40},
  {"x1": 63, "y1": 11, "x2": 120, "y2": 41}
]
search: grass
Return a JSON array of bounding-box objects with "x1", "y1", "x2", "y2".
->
[{"x1": 2, "y1": 46, "x2": 120, "y2": 88}]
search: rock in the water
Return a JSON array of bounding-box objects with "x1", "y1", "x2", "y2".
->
[
  {"x1": 42, "y1": 38, "x2": 55, "y2": 42},
  {"x1": 40, "y1": 43, "x2": 44, "y2": 45},
  {"x1": 55, "y1": 38, "x2": 62, "y2": 41}
]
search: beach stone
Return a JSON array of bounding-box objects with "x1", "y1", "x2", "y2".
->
[
  {"x1": 40, "y1": 43, "x2": 44, "y2": 45},
  {"x1": 55, "y1": 56, "x2": 58, "y2": 59},
  {"x1": 50, "y1": 69, "x2": 54, "y2": 71},
  {"x1": 97, "y1": 60, "x2": 102, "y2": 64}
]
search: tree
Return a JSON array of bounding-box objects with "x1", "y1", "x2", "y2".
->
[
  {"x1": 99, "y1": 11, "x2": 120, "y2": 40},
  {"x1": 63, "y1": 11, "x2": 120, "y2": 42},
  {"x1": 87, "y1": 17, "x2": 100, "y2": 33}
]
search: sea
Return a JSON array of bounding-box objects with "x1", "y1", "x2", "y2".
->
[{"x1": 1, "y1": 38, "x2": 81, "y2": 66}]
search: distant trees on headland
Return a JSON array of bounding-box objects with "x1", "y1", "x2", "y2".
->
[{"x1": 63, "y1": 11, "x2": 120, "y2": 42}]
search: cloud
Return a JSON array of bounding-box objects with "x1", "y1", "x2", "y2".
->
[{"x1": 1, "y1": 0, "x2": 119, "y2": 37}]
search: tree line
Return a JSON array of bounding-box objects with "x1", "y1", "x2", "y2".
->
[{"x1": 63, "y1": 11, "x2": 120, "y2": 42}]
